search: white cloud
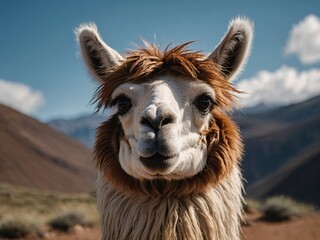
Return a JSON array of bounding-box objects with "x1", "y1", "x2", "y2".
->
[
  {"x1": 237, "y1": 66, "x2": 320, "y2": 108},
  {"x1": 284, "y1": 14, "x2": 320, "y2": 64},
  {"x1": 0, "y1": 79, "x2": 45, "y2": 114}
]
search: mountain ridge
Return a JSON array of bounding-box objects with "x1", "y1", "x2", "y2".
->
[
  {"x1": 0, "y1": 104, "x2": 96, "y2": 193},
  {"x1": 247, "y1": 143, "x2": 320, "y2": 206}
]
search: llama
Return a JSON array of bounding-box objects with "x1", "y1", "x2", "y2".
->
[{"x1": 77, "y1": 18, "x2": 253, "y2": 240}]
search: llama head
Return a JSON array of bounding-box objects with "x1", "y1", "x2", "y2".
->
[{"x1": 77, "y1": 18, "x2": 253, "y2": 196}]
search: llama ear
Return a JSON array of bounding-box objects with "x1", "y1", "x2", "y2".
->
[
  {"x1": 76, "y1": 24, "x2": 123, "y2": 83},
  {"x1": 208, "y1": 18, "x2": 253, "y2": 81}
]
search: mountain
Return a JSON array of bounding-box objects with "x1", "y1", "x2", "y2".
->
[
  {"x1": 244, "y1": 95, "x2": 320, "y2": 123},
  {"x1": 240, "y1": 102, "x2": 275, "y2": 114},
  {"x1": 49, "y1": 113, "x2": 107, "y2": 148},
  {"x1": 234, "y1": 95, "x2": 320, "y2": 185},
  {"x1": 0, "y1": 104, "x2": 96, "y2": 193},
  {"x1": 247, "y1": 144, "x2": 320, "y2": 206}
]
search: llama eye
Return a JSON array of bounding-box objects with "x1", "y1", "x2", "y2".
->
[
  {"x1": 112, "y1": 95, "x2": 132, "y2": 115},
  {"x1": 194, "y1": 95, "x2": 214, "y2": 114}
]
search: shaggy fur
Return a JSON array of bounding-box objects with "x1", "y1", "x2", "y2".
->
[
  {"x1": 93, "y1": 44, "x2": 243, "y2": 239},
  {"x1": 97, "y1": 167, "x2": 243, "y2": 240},
  {"x1": 77, "y1": 18, "x2": 253, "y2": 240},
  {"x1": 93, "y1": 42, "x2": 243, "y2": 191}
]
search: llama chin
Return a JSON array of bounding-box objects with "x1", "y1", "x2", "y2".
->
[{"x1": 77, "y1": 17, "x2": 253, "y2": 240}]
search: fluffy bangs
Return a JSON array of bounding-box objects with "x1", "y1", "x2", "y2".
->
[{"x1": 94, "y1": 42, "x2": 241, "y2": 112}]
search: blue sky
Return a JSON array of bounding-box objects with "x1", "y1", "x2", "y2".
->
[{"x1": 0, "y1": 0, "x2": 320, "y2": 121}]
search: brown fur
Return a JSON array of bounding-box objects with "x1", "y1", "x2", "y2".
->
[
  {"x1": 94, "y1": 42, "x2": 241, "y2": 111},
  {"x1": 93, "y1": 42, "x2": 243, "y2": 197}
]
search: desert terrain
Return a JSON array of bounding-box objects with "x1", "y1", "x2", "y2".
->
[{"x1": 16, "y1": 213, "x2": 320, "y2": 240}]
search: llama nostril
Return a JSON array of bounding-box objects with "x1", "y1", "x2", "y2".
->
[
  {"x1": 140, "y1": 117, "x2": 157, "y2": 130},
  {"x1": 140, "y1": 116, "x2": 174, "y2": 131},
  {"x1": 160, "y1": 116, "x2": 174, "y2": 126}
]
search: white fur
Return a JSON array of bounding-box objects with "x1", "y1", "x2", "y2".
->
[
  {"x1": 111, "y1": 76, "x2": 214, "y2": 180},
  {"x1": 97, "y1": 167, "x2": 243, "y2": 240},
  {"x1": 208, "y1": 17, "x2": 254, "y2": 81},
  {"x1": 76, "y1": 23, "x2": 124, "y2": 83}
]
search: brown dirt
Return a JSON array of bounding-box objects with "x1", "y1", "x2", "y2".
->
[
  {"x1": 18, "y1": 213, "x2": 320, "y2": 240},
  {"x1": 24, "y1": 226, "x2": 100, "y2": 240},
  {"x1": 242, "y1": 213, "x2": 320, "y2": 240}
]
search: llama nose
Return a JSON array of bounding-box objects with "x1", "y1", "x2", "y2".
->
[
  {"x1": 140, "y1": 105, "x2": 176, "y2": 131},
  {"x1": 140, "y1": 115, "x2": 174, "y2": 131}
]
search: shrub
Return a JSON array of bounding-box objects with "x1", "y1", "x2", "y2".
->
[
  {"x1": 243, "y1": 198, "x2": 262, "y2": 214},
  {"x1": 261, "y1": 195, "x2": 315, "y2": 222},
  {"x1": 0, "y1": 218, "x2": 36, "y2": 238},
  {"x1": 48, "y1": 212, "x2": 93, "y2": 232}
]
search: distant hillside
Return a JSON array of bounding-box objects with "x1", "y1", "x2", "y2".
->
[
  {"x1": 246, "y1": 95, "x2": 320, "y2": 123},
  {"x1": 234, "y1": 95, "x2": 320, "y2": 184},
  {"x1": 247, "y1": 144, "x2": 320, "y2": 206},
  {"x1": 49, "y1": 113, "x2": 107, "y2": 148},
  {"x1": 0, "y1": 104, "x2": 95, "y2": 193}
]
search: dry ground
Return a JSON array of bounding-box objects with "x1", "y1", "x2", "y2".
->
[
  {"x1": 17, "y1": 213, "x2": 320, "y2": 240},
  {"x1": 242, "y1": 213, "x2": 320, "y2": 240},
  {"x1": 1, "y1": 183, "x2": 319, "y2": 240}
]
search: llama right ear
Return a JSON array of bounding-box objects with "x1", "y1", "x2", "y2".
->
[
  {"x1": 76, "y1": 24, "x2": 123, "y2": 83},
  {"x1": 207, "y1": 18, "x2": 253, "y2": 81}
]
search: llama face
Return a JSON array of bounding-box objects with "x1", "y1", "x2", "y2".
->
[
  {"x1": 110, "y1": 77, "x2": 215, "y2": 180},
  {"x1": 77, "y1": 18, "x2": 253, "y2": 192}
]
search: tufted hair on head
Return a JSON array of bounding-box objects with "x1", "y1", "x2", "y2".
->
[{"x1": 94, "y1": 42, "x2": 241, "y2": 112}]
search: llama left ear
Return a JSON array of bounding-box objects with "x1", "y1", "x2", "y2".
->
[
  {"x1": 76, "y1": 23, "x2": 124, "y2": 84},
  {"x1": 208, "y1": 18, "x2": 253, "y2": 81}
]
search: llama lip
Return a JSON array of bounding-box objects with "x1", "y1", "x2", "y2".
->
[{"x1": 140, "y1": 153, "x2": 174, "y2": 170}]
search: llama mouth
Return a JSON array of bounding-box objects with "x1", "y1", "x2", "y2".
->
[{"x1": 140, "y1": 153, "x2": 175, "y2": 171}]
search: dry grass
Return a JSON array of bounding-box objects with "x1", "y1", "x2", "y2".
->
[
  {"x1": 0, "y1": 217, "x2": 38, "y2": 238},
  {"x1": 49, "y1": 212, "x2": 94, "y2": 232},
  {"x1": 0, "y1": 182, "x2": 98, "y2": 238},
  {"x1": 243, "y1": 198, "x2": 262, "y2": 214},
  {"x1": 1, "y1": 182, "x2": 317, "y2": 238},
  {"x1": 261, "y1": 195, "x2": 315, "y2": 222}
]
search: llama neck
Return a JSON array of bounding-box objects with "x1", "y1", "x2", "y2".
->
[{"x1": 97, "y1": 167, "x2": 243, "y2": 240}]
